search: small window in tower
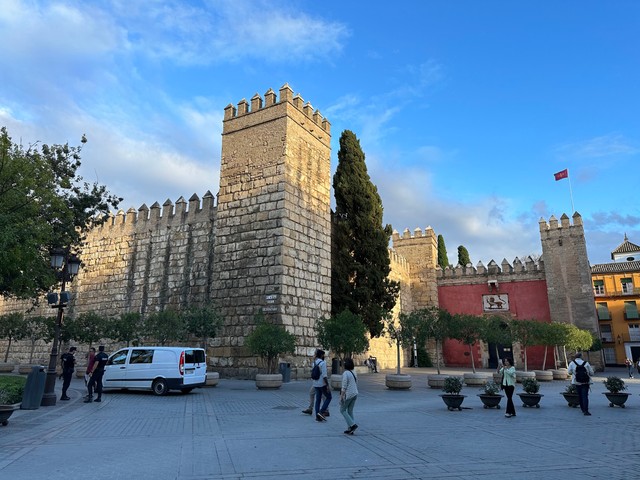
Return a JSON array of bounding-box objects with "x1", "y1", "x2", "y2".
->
[
  {"x1": 593, "y1": 279, "x2": 605, "y2": 296},
  {"x1": 596, "y1": 302, "x2": 611, "y2": 320},
  {"x1": 624, "y1": 301, "x2": 639, "y2": 320},
  {"x1": 621, "y1": 278, "x2": 634, "y2": 294}
]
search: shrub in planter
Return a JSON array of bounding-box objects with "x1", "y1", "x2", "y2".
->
[
  {"x1": 481, "y1": 381, "x2": 501, "y2": 395},
  {"x1": 0, "y1": 376, "x2": 26, "y2": 404},
  {"x1": 564, "y1": 383, "x2": 577, "y2": 395},
  {"x1": 521, "y1": 377, "x2": 540, "y2": 394},
  {"x1": 443, "y1": 376, "x2": 463, "y2": 395},
  {"x1": 603, "y1": 376, "x2": 626, "y2": 394}
]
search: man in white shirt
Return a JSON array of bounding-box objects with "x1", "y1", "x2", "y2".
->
[{"x1": 567, "y1": 352, "x2": 595, "y2": 416}]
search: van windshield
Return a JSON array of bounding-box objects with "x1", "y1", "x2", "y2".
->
[{"x1": 185, "y1": 349, "x2": 205, "y2": 364}]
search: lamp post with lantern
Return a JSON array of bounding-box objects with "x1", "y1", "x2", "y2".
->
[{"x1": 41, "y1": 248, "x2": 81, "y2": 407}]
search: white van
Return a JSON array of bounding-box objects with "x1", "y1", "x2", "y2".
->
[{"x1": 103, "y1": 347, "x2": 207, "y2": 396}]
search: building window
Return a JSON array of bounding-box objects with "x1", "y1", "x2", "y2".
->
[
  {"x1": 629, "y1": 324, "x2": 640, "y2": 342},
  {"x1": 603, "y1": 348, "x2": 616, "y2": 364},
  {"x1": 625, "y1": 301, "x2": 640, "y2": 320},
  {"x1": 593, "y1": 279, "x2": 605, "y2": 296},
  {"x1": 600, "y1": 324, "x2": 613, "y2": 342},
  {"x1": 621, "y1": 278, "x2": 634, "y2": 294},
  {"x1": 596, "y1": 302, "x2": 611, "y2": 320}
]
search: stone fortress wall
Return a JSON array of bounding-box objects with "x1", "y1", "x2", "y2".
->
[{"x1": 0, "y1": 84, "x2": 601, "y2": 373}]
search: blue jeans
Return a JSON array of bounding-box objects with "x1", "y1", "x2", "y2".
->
[
  {"x1": 315, "y1": 385, "x2": 331, "y2": 414},
  {"x1": 576, "y1": 383, "x2": 590, "y2": 413},
  {"x1": 340, "y1": 395, "x2": 357, "y2": 427}
]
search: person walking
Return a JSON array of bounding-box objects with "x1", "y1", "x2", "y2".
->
[
  {"x1": 60, "y1": 346, "x2": 77, "y2": 401},
  {"x1": 567, "y1": 352, "x2": 595, "y2": 416},
  {"x1": 340, "y1": 358, "x2": 359, "y2": 434},
  {"x1": 302, "y1": 352, "x2": 330, "y2": 417},
  {"x1": 625, "y1": 358, "x2": 634, "y2": 378},
  {"x1": 85, "y1": 347, "x2": 96, "y2": 386},
  {"x1": 85, "y1": 345, "x2": 108, "y2": 403},
  {"x1": 498, "y1": 358, "x2": 516, "y2": 418},
  {"x1": 312, "y1": 349, "x2": 331, "y2": 422}
]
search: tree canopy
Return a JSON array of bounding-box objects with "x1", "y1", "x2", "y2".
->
[
  {"x1": 0, "y1": 127, "x2": 120, "y2": 298},
  {"x1": 437, "y1": 235, "x2": 449, "y2": 268},
  {"x1": 316, "y1": 309, "x2": 369, "y2": 362},
  {"x1": 331, "y1": 130, "x2": 398, "y2": 336},
  {"x1": 457, "y1": 245, "x2": 471, "y2": 266}
]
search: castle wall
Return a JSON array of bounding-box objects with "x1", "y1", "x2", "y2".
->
[{"x1": 211, "y1": 85, "x2": 332, "y2": 375}]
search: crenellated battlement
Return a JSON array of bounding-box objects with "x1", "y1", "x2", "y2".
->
[
  {"x1": 538, "y1": 212, "x2": 583, "y2": 232},
  {"x1": 223, "y1": 83, "x2": 331, "y2": 135},
  {"x1": 392, "y1": 226, "x2": 436, "y2": 243},
  {"x1": 388, "y1": 247, "x2": 410, "y2": 274},
  {"x1": 91, "y1": 191, "x2": 217, "y2": 233},
  {"x1": 437, "y1": 256, "x2": 545, "y2": 282}
]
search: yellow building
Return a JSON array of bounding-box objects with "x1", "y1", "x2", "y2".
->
[{"x1": 592, "y1": 235, "x2": 640, "y2": 366}]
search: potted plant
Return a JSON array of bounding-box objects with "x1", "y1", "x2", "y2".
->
[
  {"x1": 440, "y1": 376, "x2": 466, "y2": 411},
  {"x1": 517, "y1": 377, "x2": 543, "y2": 408},
  {"x1": 603, "y1": 376, "x2": 630, "y2": 408},
  {"x1": 246, "y1": 315, "x2": 296, "y2": 390},
  {"x1": 477, "y1": 381, "x2": 503, "y2": 409},
  {"x1": 561, "y1": 383, "x2": 580, "y2": 408},
  {"x1": 0, "y1": 375, "x2": 26, "y2": 426}
]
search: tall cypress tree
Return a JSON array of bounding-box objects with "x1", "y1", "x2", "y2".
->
[
  {"x1": 437, "y1": 234, "x2": 449, "y2": 268},
  {"x1": 457, "y1": 245, "x2": 471, "y2": 266},
  {"x1": 332, "y1": 130, "x2": 399, "y2": 337}
]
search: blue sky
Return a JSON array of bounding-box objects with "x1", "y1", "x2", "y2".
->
[{"x1": 1, "y1": 1, "x2": 638, "y2": 266}]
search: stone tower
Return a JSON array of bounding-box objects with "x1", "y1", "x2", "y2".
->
[
  {"x1": 539, "y1": 213, "x2": 602, "y2": 367},
  {"x1": 210, "y1": 84, "x2": 332, "y2": 375}
]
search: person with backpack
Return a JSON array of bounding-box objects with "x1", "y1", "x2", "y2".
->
[
  {"x1": 340, "y1": 358, "x2": 359, "y2": 434},
  {"x1": 60, "y1": 346, "x2": 77, "y2": 401},
  {"x1": 302, "y1": 352, "x2": 330, "y2": 417},
  {"x1": 568, "y1": 352, "x2": 595, "y2": 416},
  {"x1": 311, "y1": 349, "x2": 331, "y2": 422}
]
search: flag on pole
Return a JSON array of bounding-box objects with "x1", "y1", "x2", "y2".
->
[{"x1": 554, "y1": 169, "x2": 568, "y2": 181}]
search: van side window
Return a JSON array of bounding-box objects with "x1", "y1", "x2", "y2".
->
[
  {"x1": 185, "y1": 350, "x2": 205, "y2": 364},
  {"x1": 109, "y1": 350, "x2": 128, "y2": 366},
  {"x1": 130, "y1": 349, "x2": 154, "y2": 364}
]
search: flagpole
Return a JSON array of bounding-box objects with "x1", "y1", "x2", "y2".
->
[{"x1": 568, "y1": 173, "x2": 575, "y2": 213}]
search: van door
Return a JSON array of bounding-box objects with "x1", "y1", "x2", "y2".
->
[
  {"x1": 183, "y1": 349, "x2": 207, "y2": 386},
  {"x1": 125, "y1": 348, "x2": 156, "y2": 388},
  {"x1": 103, "y1": 349, "x2": 130, "y2": 388}
]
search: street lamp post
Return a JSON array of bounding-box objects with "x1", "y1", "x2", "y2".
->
[{"x1": 41, "y1": 248, "x2": 81, "y2": 407}]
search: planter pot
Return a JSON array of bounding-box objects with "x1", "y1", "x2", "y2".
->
[
  {"x1": 0, "y1": 403, "x2": 21, "y2": 426},
  {"x1": 440, "y1": 394, "x2": 466, "y2": 411},
  {"x1": 463, "y1": 373, "x2": 490, "y2": 386},
  {"x1": 517, "y1": 393, "x2": 543, "y2": 408},
  {"x1": 427, "y1": 374, "x2": 449, "y2": 389},
  {"x1": 561, "y1": 392, "x2": 580, "y2": 408},
  {"x1": 515, "y1": 371, "x2": 536, "y2": 383},
  {"x1": 330, "y1": 374, "x2": 343, "y2": 391},
  {"x1": 603, "y1": 392, "x2": 630, "y2": 408},
  {"x1": 0, "y1": 363, "x2": 15, "y2": 374},
  {"x1": 533, "y1": 370, "x2": 554, "y2": 382},
  {"x1": 385, "y1": 374, "x2": 412, "y2": 390},
  {"x1": 477, "y1": 394, "x2": 503, "y2": 409},
  {"x1": 206, "y1": 372, "x2": 220, "y2": 387},
  {"x1": 255, "y1": 373, "x2": 283, "y2": 389},
  {"x1": 552, "y1": 368, "x2": 569, "y2": 380}
]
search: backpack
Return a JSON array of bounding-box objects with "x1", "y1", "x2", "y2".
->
[
  {"x1": 574, "y1": 361, "x2": 590, "y2": 383},
  {"x1": 311, "y1": 360, "x2": 322, "y2": 380}
]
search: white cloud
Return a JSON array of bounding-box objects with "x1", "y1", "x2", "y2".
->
[{"x1": 555, "y1": 134, "x2": 638, "y2": 160}]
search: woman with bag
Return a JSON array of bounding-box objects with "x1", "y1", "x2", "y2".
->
[
  {"x1": 340, "y1": 358, "x2": 359, "y2": 434},
  {"x1": 499, "y1": 358, "x2": 517, "y2": 418}
]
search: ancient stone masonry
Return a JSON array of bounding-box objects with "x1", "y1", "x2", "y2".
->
[
  {"x1": 211, "y1": 84, "x2": 332, "y2": 375},
  {"x1": 437, "y1": 256, "x2": 546, "y2": 286}
]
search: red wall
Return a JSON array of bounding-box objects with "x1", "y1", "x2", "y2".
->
[{"x1": 438, "y1": 280, "x2": 554, "y2": 370}]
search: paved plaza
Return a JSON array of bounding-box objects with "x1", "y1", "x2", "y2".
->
[{"x1": 1, "y1": 367, "x2": 639, "y2": 480}]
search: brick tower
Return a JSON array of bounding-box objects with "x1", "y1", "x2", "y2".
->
[{"x1": 210, "y1": 84, "x2": 332, "y2": 376}]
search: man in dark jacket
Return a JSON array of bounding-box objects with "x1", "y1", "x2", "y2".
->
[
  {"x1": 60, "y1": 346, "x2": 77, "y2": 400},
  {"x1": 85, "y1": 345, "x2": 108, "y2": 403}
]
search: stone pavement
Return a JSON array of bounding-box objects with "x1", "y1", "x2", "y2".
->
[{"x1": 1, "y1": 367, "x2": 640, "y2": 480}]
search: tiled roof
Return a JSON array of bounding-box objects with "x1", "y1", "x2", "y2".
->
[
  {"x1": 611, "y1": 234, "x2": 640, "y2": 259},
  {"x1": 591, "y1": 261, "x2": 640, "y2": 274}
]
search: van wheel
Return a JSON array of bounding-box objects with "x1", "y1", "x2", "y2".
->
[
  {"x1": 152, "y1": 379, "x2": 168, "y2": 396},
  {"x1": 180, "y1": 388, "x2": 193, "y2": 394}
]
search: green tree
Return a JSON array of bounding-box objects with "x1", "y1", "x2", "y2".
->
[
  {"x1": 448, "y1": 314, "x2": 485, "y2": 373},
  {"x1": 106, "y1": 312, "x2": 145, "y2": 347},
  {"x1": 0, "y1": 127, "x2": 120, "y2": 299},
  {"x1": 437, "y1": 234, "x2": 449, "y2": 268},
  {"x1": 246, "y1": 313, "x2": 296, "y2": 374},
  {"x1": 0, "y1": 312, "x2": 27, "y2": 362},
  {"x1": 408, "y1": 306, "x2": 450, "y2": 374},
  {"x1": 510, "y1": 319, "x2": 544, "y2": 371},
  {"x1": 457, "y1": 245, "x2": 471, "y2": 266},
  {"x1": 385, "y1": 312, "x2": 424, "y2": 375},
  {"x1": 145, "y1": 309, "x2": 186, "y2": 345},
  {"x1": 482, "y1": 315, "x2": 513, "y2": 366},
  {"x1": 316, "y1": 309, "x2": 369, "y2": 367},
  {"x1": 68, "y1": 311, "x2": 105, "y2": 348},
  {"x1": 24, "y1": 316, "x2": 53, "y2": 363},
  {"x1": 183, "y1": 303, "x2": 223, "y2": 348},
  {"x1": 332, "y1": 130, "x2": 399, "y2": 337}
]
